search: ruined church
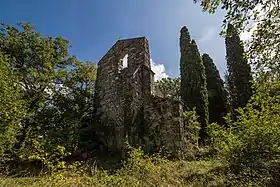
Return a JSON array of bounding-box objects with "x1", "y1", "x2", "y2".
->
[{"x1": 94, "y1": 37, "x2": 187, "y2": 156}]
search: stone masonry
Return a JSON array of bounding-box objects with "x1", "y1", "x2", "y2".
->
[{"x1": 94, "y1": 37, "x2": 186, "y2": 156}]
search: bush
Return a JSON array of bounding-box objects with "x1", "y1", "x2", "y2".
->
[
  {"x1": 208, "y1": 80, "x2": 280, "y2": 185},
  {"x1": 0, "y1": 146, "x2": 228, "y2": 187},
  {"x1": 182, "y1": 109, "x2": 200, "y2": 160},
  {"x1": 18, "y1": 139, "x2": 73, "y2": 174}
]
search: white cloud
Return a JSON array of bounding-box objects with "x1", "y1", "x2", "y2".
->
[
  {"x1": 198, "y1": 27, "x2": 217, "y2": 43},
  {"x1": 150, "y1": 59, "x2": 168, "y2": 81}
]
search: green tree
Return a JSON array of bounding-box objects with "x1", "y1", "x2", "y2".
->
[
  {"x1": 209, "y1": 80, "x2": 280, "y2": 185},
  {"x1": 0, "y1": 23, "x2": 97, "y2": 160},
  {"x1": 193, "y1": 1, "x2": 280, "y2": 184},
  {"x1": 34, "y1": 60, "x2": 97, "y2": 154},
  {"x1": 202, "y1": 53, "x2": 227, "y2": 125},
  {"x1": 223, "y1": 71, "x2": 232, "y2": 114},
  {"x1": 226, "y1": 24, "x2": 253, "y2": 116},
  {"x1": 0, "y1": 23, "x2": 74, "y2": 149},
  {"x1": 154, "y1": 77, "x2": 180, "y2": 100},
  {"x1": 180, "y1": 26, "x2": 209, "y2": 142},
  {"x1": 0, "y1": 53, "x2": 26, "y2": 157},
  {"x1": 194, "y1": 0, "x2": 280, "y2": 80}
]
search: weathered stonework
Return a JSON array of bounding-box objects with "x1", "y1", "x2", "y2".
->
[
  {"x1": 143, "y1": 96, "x2": 185, "y2": 157},
  {"x1": 94, "y1": 37, "x2": 186, "y2": 156}
]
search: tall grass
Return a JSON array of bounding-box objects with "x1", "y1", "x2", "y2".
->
[{"x1": 0, "y1": 147, "x2": 228, "y2": 187}]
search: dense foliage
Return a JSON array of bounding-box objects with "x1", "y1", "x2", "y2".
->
[
  {"x1": 209, "y1": 80, "x2": 280, "y2": 185},
  {"x1": 202, "y1": 53, "x2": 228, "y2": 125},
  {"x1": 194, "y1": 0, "x2": 280, "y2": 80},
  {"x1": 0, "y1": 147, "x2": 227, "y2": 187},
  {"x1": 180, "y1": 26, "x2": 209, "y2": 142},
  {"x1": 0, "y1": 11, "x2": 279, "y2": 184},
  {"x1": 226, "y1": 24, "x2": 253, "y2": 117},
  {"x1": 194, "y1": 0, "x2": 280, "y2": 185},
  {"x1": 154, "y1": 77, "x2": 180, "y2": 100},
  {"x1": 0, "y1": 23, "x2": 96, "y2": 168},
  {"x1": 0, "y1": 53, "x2": 26, "y2": 157}
]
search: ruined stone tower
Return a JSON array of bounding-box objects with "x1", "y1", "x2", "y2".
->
[{"x1": 94, "y1": 37, "x2": 186, "y2": 156}]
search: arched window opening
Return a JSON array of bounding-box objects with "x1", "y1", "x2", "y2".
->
[{"x1": 121, "y1": 54, "x2": 128, "y2": 68}]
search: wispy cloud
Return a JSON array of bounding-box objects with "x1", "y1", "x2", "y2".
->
[
  {"x1": 150, "y1": 59, "x2": 168, "y2": 81},
  {"x1": 198, "y1": 27, "x2": 218, "y2": 43}
]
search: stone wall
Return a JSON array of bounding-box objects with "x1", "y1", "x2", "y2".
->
[
  {"x1": 94, "y1": 37, "x2": 153, "y2": 152},
  {"x1": 143, "y1": 96, "x2": 185, "y2": 157},
  {"x1": 94, "y1": 37, "x2": 186, "y2": 156}
]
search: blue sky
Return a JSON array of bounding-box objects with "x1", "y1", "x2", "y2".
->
[{"x1": 0, "y1": 0, "x2": 226, "y2": 79}]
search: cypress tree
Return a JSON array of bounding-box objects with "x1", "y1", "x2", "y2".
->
[
  {"x1": 202, "y1": 53, "x2": 228, "y2": 125},
  {"x1": 180, "y1": 26, "x2": 209, "y2": 142},
  {"x1": 226, "y1": 24, "x2": 253, "y2": 117}
]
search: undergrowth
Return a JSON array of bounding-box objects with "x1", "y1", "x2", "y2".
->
[{"x1": 0, "y1": 146, "x2": 228, "y2": 187}]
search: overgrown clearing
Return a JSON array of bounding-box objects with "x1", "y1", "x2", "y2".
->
[
  {"x1": 1, "y1": 0, "x2": 280, "y2": 186},
  {"x1": 0, "y1": 157, "x2": 228, "y2": 187}
]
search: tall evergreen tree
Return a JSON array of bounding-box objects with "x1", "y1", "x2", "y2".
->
[
  {"x1": 180, "y1": 26, "x2": 209, "y2": 142},
  {"x1": 226, "y1": 24, "x2": 253, "y2": 116},
  {"x1": 202, "y1": 54, "x2": 227, "y2": 125}
]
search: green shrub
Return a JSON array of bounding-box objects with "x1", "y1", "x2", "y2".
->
[
  {"x1": 19, "y1": 139, "x2": 73, "y2": 174},
  {"x1": 208, "y1": 80, "x2": 280, "y2": 185},
  {"x1": 0, "y1": 146, "x2": 227, "y2": 187},
  {"x1": 182, "y1": 109, "x2": 201, "y2": 160}
]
